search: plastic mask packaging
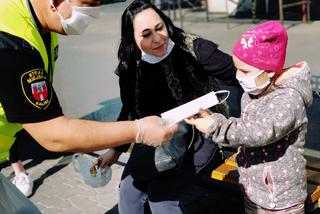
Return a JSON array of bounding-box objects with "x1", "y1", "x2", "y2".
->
[
  {"x1": 161, "y1": 90, "x2": 230, "y2": 125},
  {"x1": 236, "y1": 70, "x2": 270, "y2": 95}
]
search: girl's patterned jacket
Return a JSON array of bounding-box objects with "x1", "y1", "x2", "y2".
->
[{"x1": 206, "y1": 61, "x2": 313, "y2": 209}]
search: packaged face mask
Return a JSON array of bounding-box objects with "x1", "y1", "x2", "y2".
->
[
  {"x1": 161, "y1": 90, "x2": 230, "y2": 125},
  {"x1": 72, "y1": 153, "x2": 112, "y2": 188}
]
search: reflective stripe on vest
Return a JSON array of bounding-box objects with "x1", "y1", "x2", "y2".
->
[{"x1": 0, "y1": 0, "x2": 58, "y2": 161}]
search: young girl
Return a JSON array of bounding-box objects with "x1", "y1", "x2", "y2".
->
[{"x1": 186, "y1": 21, "x2": 313, "y2": 213}]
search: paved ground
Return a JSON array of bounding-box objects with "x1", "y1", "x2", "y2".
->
[{"x1": 1, "y1": 1, "x2": 320, "y2": 213}]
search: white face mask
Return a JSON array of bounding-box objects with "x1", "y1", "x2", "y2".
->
[
  {"x1": 51, "y1": 0, "x2": 101, "y2": 35},
  {"x1": 236, "y1": 69, "x2": 270, "y2": 95},
  {"x1": 141, "y1": 39, "x2": 175, "y2": 64}
]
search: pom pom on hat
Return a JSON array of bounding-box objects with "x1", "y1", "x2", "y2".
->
[{"x1": 232, "y1": 21, "x2": 288, "y2": 72}]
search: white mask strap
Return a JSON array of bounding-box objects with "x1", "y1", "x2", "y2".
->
[{"x1": 215, "y1": 90, "x2": 230, "y2": 105}]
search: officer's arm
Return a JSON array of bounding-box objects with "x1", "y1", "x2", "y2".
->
[
  {"x1": 22, "y1": 115, "x2": 177, "y2": 152},
  {"x1": 22, "y1": 115, "x2": 137, "y2": 152},
  {"x1": 0, "y1": 37, "x2": 176, "y2": 152}
]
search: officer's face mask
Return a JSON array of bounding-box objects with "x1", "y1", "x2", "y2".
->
[
  {"x1": 51, "y1": 0, "x2": 100, "y2": 35},
  {"x1": 236, "y1": 69, "x2": 271, "y2": 95}
]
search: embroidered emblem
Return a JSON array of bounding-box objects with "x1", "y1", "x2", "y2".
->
[
  {"x1": 31, "y1": 81, "x2": 48, "y2": 101},
  {"x1": 240, "y1": 36, "x2": 253, "y2": 49},
  {"x1": 21, "y1": 68, "x2": 52, "y2": 109}
]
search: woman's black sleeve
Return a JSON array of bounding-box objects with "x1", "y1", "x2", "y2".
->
[
  {"x1": 194, "y1": 38, "x2": 239, "y2": 86},
  {"x1": 113, "y1": 105, "x2": 132, "y2": 153}
]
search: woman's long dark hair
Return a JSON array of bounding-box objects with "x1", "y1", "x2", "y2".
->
[
  {"x1": 116, "y1": 0, "x2": 184, "y2": 74},
  {"x1": 115, "y1": 0, "x2": 185, "y2": 120}
]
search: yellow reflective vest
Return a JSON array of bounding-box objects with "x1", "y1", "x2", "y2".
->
[{"x1": 0, "y1": 0, "x2": 58, "y2": 161}]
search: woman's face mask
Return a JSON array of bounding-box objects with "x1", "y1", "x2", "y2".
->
[
  {"x1": 236, "y1": 69, "x2": 271, "y2": 95},
  {"x1": 51, "y1": 0, "x2": 101, "y2": 35}
]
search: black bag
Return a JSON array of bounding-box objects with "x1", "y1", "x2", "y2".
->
[
  {"x1": 154, "y1": 122, "x2": 193, "y2": 172},
  {"x1": 126, "y1": 122, "x2": 193, "y2": 181},
  {"x1": 126, "y1": 122, "x2": 223, "y2": 181}
]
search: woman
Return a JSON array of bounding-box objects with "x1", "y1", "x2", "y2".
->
[{"x1": 98, "y1": 1, "x2": 239, "y2": 213}]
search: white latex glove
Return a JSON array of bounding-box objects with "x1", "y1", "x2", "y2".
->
[{"x1": 135, "y1": 116, "x2": 178, "y2": 147}]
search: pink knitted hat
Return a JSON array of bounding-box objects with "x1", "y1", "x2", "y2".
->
[{"x1": 232, "y1": 21, "x2": 288, "y2": 72}]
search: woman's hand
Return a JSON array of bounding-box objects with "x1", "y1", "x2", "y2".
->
[
  {"x1": 96, "y1": 149, "x2": 122, "y2": 170},
  {"x1": 185, "y1": 109, "x2": 214, "y2": 133}
]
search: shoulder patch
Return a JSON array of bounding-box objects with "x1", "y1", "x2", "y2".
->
[{"x1": 20, "y1": 68, "x2": 52, "y2": 109}]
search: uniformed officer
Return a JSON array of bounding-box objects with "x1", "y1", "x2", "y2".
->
[{"x1": 0, "y1": 0, "x2": 177, "y2": 163}]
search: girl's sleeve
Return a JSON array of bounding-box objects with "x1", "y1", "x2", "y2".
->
[{"x1": 206, "y1": 89, "x2": 307, "y2": 148}]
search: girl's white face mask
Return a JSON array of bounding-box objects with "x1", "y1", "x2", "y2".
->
[
  {"x1": 236, "y1": 69, "x2": 270, "y2": 95},
  {"x1": 51, "y1": 0, "x2": 100, "y2": 35}
]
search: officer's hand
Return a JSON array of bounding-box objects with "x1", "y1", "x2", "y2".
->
[{"x1": 135, "y1": 116, "x2": 178, "y2": 147}]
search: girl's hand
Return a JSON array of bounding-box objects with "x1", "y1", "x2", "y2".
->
[{"x1": 185, "y1": 109, "x2": 214, "y2": 133}]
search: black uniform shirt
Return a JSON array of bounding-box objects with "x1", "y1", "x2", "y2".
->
[{"x1": 0, "y1": 20, "x2": 63, "y2": 123}]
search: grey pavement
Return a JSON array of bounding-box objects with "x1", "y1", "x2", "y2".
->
[{"x1": 1, "y1": 1, "x2": 320, "y2": 213}]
